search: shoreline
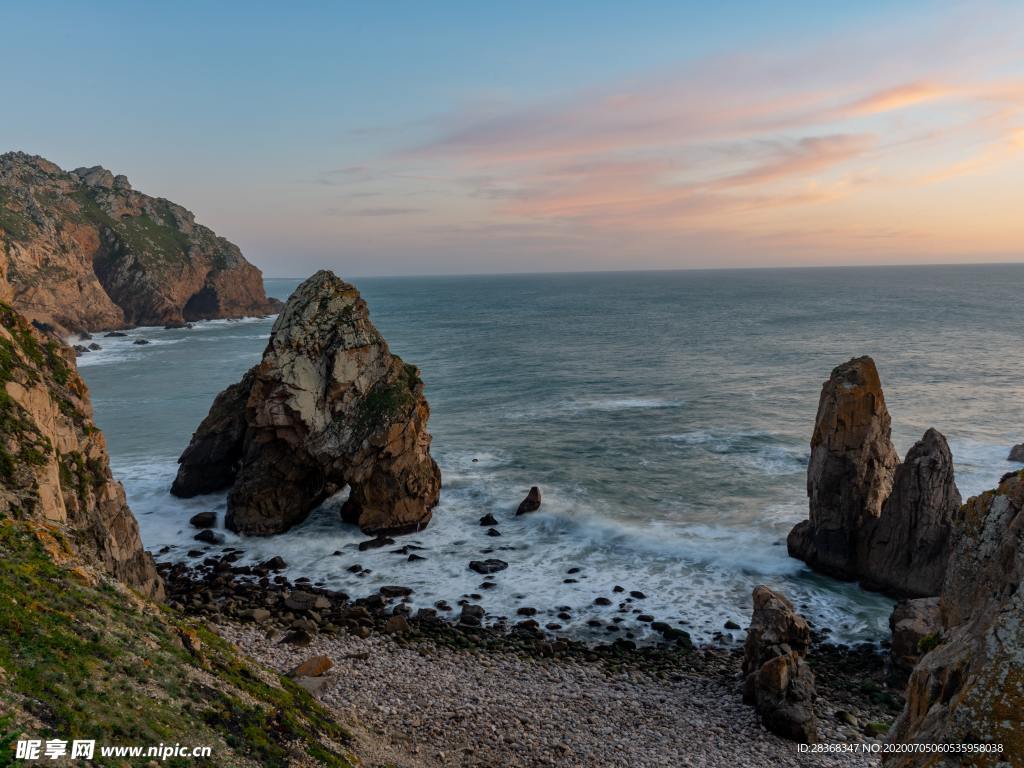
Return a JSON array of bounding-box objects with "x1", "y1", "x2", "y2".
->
[{"x1": 158, "y1": 552, "x2": 904, "y2": 766}]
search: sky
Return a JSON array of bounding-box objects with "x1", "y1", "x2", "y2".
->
[{"x1": 2, "y1": 1, "x2": 1022, "y2": 276}]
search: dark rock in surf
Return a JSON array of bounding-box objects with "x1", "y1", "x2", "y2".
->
[
  {"x1": 468, "y1": 559, "x2": 508, "y2": 575},
  {"x1": 189, "y1": 511, "x2": 216, "y2": 529},
  {"x1": 515, "y1": 486, "x2": 542, "y2": 515}
]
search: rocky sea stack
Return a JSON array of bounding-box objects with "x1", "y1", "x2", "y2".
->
[
  {"x1": 0, "y1": 151, "x2": 280, "y2": 333},
  {"x1": 172, "y1": 270, "x2": 441, "y2": 536},
  {"x1": 789, "y1": 356, "x2": 960, "y2": 598}
]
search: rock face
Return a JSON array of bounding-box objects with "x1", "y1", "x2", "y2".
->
[
  {"x1": 172, "y1": 270, "x2": 441, "y2": 537},
  {"x1": 0, "y1": 151, "x2": 279, "y2": 333},
  {"x1": 0, "y1": 302, "x2": 162, "y2": 598},
  {"x1": 789, "y1": 356, "x2": 899, "y2": 580},
  {"x1": 888, "y1": 471, "x2": 1024, "y2": 764},
  {"x1": 742, "y1": 585, "x2": 818, "y2": 743},
  {"x1": 789, "y1": 358, "x2": 960, "y2": 598},
  {"x1": 888, "y1": 597, "x2": 941, "y2": 678},
  {"x1": 858, "y1": 429, "x2": 960, "y2": 597}
]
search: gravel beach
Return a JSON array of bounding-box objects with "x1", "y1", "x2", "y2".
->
[{"x1": 220, "y1": 622, "x2": 885, "y2": 768}]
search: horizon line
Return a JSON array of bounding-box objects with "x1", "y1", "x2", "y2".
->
[{"x1": 261, "y1": 258, "x2": 1024, "y2": 281}]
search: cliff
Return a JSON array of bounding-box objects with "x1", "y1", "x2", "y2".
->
[
  {"x1": 172, "y1": 270, "x2": 441, "y2": 536},
  {"x1": 887, "y1": 471, "x2": 1024, "y2": 765},
  {"x1": 1, "y1": 301, "x2": 161, "y2": 597},
  {"x1": 0, "y1": 301, "x2": 358, "y2": 766},
  {"x1": 0, "y1": 151, "x2": 280, "y2": 333}
]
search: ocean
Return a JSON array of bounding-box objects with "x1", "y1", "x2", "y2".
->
[{"x1": 76, "y1": 264, "x2": 1024, "y2": 645}]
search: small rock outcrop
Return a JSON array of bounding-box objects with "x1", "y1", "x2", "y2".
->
[
  {"x1": 0, "y1": 152, "x2": 280, "y2": 333},
  {"x1": 0, "y1": 303, "x2": 162, "y2": 598},
  {"x1": 789, "y1": 356, "x2": 899, "y2": 579},
  {"x1": 172, "y1": 270, "x2": 441, "y2": 537},
  {"x1": 1008, "y1": 443, "x2": 1024, "y2": 462},
  {"x1": 858, "y1": 429, "x2": 960, "y2": 597},
  {"x1": 789, "y1": 358, "x2": 960, "y2": 598},
  {"x1": 742, "y1": 585, "x2": 818, "y2": 743},
  {"x1": 516, "y1": 486, "x2": 542, "y2": 515},
  {"x1": 888, "y1": 471, "x2": 1024, "y2": 764}
]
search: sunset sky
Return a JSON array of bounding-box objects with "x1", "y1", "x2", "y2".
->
[{"x1": 3, "y1": 1, "x2": 1022, "y2": 276}]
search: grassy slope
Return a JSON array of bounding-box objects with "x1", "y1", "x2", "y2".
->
[{"x1": 0, "y1": 519, "x2": 358, "y2": 768}]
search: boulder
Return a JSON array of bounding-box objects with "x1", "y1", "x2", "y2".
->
[
  {"x1": 888, "y1": 597, "x2": 940, "y2": 677},
  {"x1": 888, "y1": 471, "x2": 1024, "y2": 763},
  {"x1": 1008, "y1": 443, "x2": 1024, "y2": 462},
  {"x1": 516, "y1": 486, "x2": 542, "y2": 515},
  {"x1": 171, "y1": 271, "x2": 441, "y2": 537},
  {"x1": 858, "y1": 429, "x2": 961, "y2": 597},
  {"x1": 789, "y1": 356, "x2": 899, "y2": 579},
  {"x1": 289, "y1": 655, "x2": 333, "y2": 678},
  {"x1": 742, "y1": 586, "x2": 817, "y2": 743},
  {"x1": 469, "y1": 559, "x2": 508, "y2": 574},
  {"x1": 188, "y1": 511, "x2": 216, "y2": 529}
]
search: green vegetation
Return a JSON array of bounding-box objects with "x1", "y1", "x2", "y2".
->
[
  {"x1": 0, "y1": 520, "x2": 357, "y2": 768},
  {"x1": 917, "y1": 632, "x2": 943, "y2": 654},
  {"x1": 352, "y1": 360, "x2": 420, "y2": 438},
  {"x1": 0, "y1": 191, "x2": 33, "y2": 244}
]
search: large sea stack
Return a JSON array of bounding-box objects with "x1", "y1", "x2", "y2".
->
[
  {"x1": 0, "y1": 151, "x2": 279, "y2": 333},
  {"x1": 0, "y1": 302, "x2": 162, "y2": 598},
  {"x1": 887, "y1": 471, "x2": 1024, "y2": 764},
  {"x1": 788, "y1": 357, "x2": 961, "y2": 598},
  {"x1": 788, "y1": 356, "x2": 899, "y2": 580},
  {"x1": 172, "y1": 270, "x2": 441, "y2": 536}
]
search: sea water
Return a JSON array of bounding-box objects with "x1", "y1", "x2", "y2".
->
[{"x1": 77, "y1": 265, "x2": 1024, "y2": 644}]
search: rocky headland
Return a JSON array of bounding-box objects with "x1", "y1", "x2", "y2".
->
[
  {"x1": 0, "y1": 151, "x2": 280, "y2": 333},
  {"x1": 172, "y1": 269, "x2": 441, "y2": 537}
]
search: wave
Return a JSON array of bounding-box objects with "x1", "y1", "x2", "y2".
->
[{"x1": 664, "y1": 429, "x2": 808, "y2": 476}]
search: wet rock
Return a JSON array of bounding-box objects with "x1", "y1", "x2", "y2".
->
[
  {"x1": 261, "y1": 556, "x2": 287, "y2": 571},
  {"x1": 742, "y1": 586, "x2": 817, "y2": 743},
  {"x1": 193, "y1": 529, "x2": 222, "y2": 544},
  {"x1": 479, "y1": 513, "x2": 498, "y2": 526},
  {"x1": 383, "y1": 615, "x2": 410, "y2": 634},
  {"x1": 629, "y1": 590, "x2": 646, "y2": 599},
  {"x1": 104, "y1": 331, "x2": 128, "y2": 337},
  {"x1": 594, "y1": 597, "x2": 612, "y2": 606},
  {"x1": 469, "y1": 559, "x2": 508, "y2": 574},
  {"x1": 88, "y1": 343, "x2": 101, "y2": 351},
  {"x1": 485, "y1": 528, "x2": 501, "y2": 537},
  {"x1": 380, "y1": 585, "x2": 413, "y2": 598},
  {"x1": 515, "y1": 486, "x2": 542, "y2": 515},
  {"x1": 1008, "y1": 443, "x2": 1024, "y2": 462},
  {"x1": 285, "y1": 591, "x2": 330, "y2": 612},
  {"x1": 133, "y1": 339, "x2": 150, "y2": 345},
  {"x1": 359, "y1": 536, "x2": 395, "y2": 551},
  {"x1": 189, "y1": 511, "x2": 216, "y2": 529}
]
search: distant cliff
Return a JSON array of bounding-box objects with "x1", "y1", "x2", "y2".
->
[{"x1": 0, "y1": 151, "x2": 280, "y2": 333}]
